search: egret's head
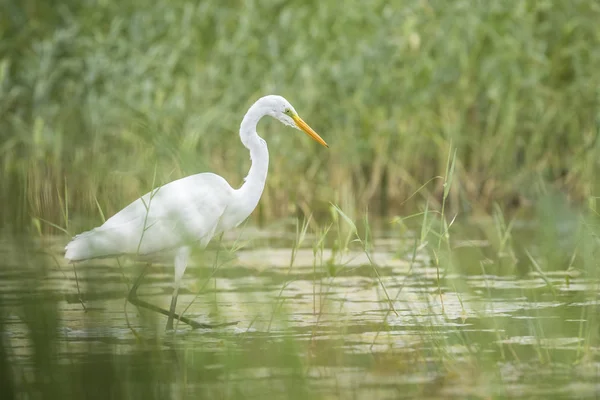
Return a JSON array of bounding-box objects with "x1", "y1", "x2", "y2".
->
[{"x1": 263, "y1": 95, "x2": 328, "y2": 148}]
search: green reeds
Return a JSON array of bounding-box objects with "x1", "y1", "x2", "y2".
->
[{"x1": 2, "y1": 0, "x2": 600, "y2": 233}]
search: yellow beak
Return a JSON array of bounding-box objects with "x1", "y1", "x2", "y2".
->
[{"x1": 292, "y1": 114, "x2": 328, "y2": 148}]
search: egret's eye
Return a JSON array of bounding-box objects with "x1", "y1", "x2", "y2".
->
[{"x1": 284, "y1": 108, "x2": 292, "y2": 116}]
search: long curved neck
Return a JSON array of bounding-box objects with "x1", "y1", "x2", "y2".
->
[{"x1": 237, "y1": 101, "x2": 270, "y2": 208}]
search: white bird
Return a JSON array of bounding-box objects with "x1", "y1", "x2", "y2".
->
[{"x1": 64, "y1": 95, "x2": 328, "y2": 330}]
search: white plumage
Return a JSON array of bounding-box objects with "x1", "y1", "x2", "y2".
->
[{"x1": 65, "y1": 173, "x2": 233, "y2": 260}]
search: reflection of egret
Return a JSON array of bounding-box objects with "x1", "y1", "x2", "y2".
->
[{"x1": 65, "y1": 95, "x2": 328, "y2": 330}]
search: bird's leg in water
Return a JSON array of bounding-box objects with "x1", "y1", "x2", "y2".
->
[
  {"x1": 166, "y1": 292, "x2": 179, "y2": 330},
  {"x1": 166, "y1": 246, "x2": 190, "y2": 330},
  {"x1": 127, "y1": 262, "x2": 231, "y2": 329}
]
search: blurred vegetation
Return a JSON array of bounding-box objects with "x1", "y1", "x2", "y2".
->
[
  {"x1": 1, "y1": 0, "x2": 600, "y2": 233},
  {"x1": 2, "y1": 2, "x2": 600, "y2": 398}
]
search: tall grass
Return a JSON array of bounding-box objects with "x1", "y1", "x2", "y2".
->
[
  {"x1": 2, "y1": 190, "x2": 599, "y2": 398},
  {"x1": 2, "y1": 3, "x2": 599, "y2": 397},
  {"x1": 1, "y1": 0, "x2": 599, "y2": 233}
]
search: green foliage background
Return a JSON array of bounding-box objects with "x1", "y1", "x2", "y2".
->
[
  {"x1": 1, "y1": 2, "x2": 600, "y2": 398},
  {"x1": 1, "y1": 0, "x2": 599, "y2": 232}
]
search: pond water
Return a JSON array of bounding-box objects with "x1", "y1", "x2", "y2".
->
[{"x1": 1, "y1": 225, "x2": 599, "y2": 399}]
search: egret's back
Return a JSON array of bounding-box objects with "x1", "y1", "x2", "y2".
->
[{"x1": 65, "y1": 173, "x2": 235, "y2": 261}]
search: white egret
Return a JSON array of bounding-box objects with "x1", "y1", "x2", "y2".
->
[{"x1": 64, "y1": 95, "x2": 328, "y2": 330}]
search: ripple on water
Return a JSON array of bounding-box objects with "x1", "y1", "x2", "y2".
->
[{"x1": 2, "y1": 238, "x2": 599, "y2": 399}]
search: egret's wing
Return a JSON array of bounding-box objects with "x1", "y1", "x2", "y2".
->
[{"x1": 65, "y1": 173, "x2": 234, "y2": 260}]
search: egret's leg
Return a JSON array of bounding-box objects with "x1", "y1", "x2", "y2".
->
[
  {"x1": 127, "y1": 261, "x2": 226, "y2": 330},
  {"x1": 166, "y1": 293, "x2": 179, "y2": 331},
  {"x1": 166, "y1": 246, "x2": 190, "y2": 330}
]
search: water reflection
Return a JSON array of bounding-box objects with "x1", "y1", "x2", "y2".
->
[{"x1": 0, "y1": 228, "x2": 599, "y2": 399}]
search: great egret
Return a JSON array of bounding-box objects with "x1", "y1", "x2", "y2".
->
[{"x1": 64, "y1": 95, "x2": 328, "y2": 330}]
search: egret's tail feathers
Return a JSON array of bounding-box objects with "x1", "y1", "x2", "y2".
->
[{"x1": 64, "y1": 229, "x2": 125, "y2": 261}]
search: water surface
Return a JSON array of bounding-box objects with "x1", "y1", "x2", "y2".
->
[{"x1": 1, "y1": 227, "x2": 599, "y2": 399}]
